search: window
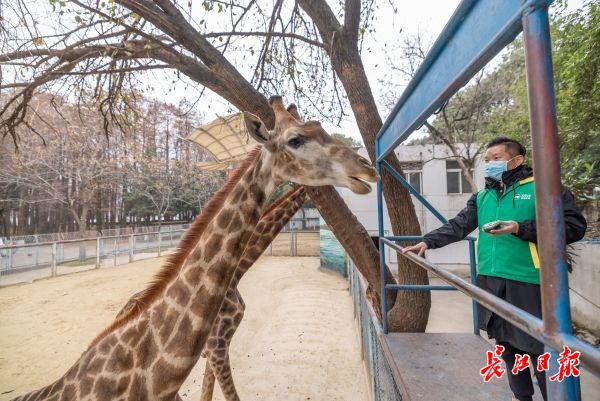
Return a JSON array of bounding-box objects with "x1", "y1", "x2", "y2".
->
[
  {"x1": 446, "y1": 160, "x2": 472, "y2": 194},
  {"x1": 404, "y1": 171, "x2": 422, "y2": 194},
  {"x1": 400, "y1": 161, "x2": 423, "y2": 194}
]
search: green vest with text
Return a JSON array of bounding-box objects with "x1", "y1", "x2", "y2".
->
[{"x1": 476, "y1": 177, "x2": 540, "y2": 284}]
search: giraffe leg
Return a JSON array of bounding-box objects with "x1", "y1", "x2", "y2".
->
[
  {"x1": 201, "y1": 288, "x2": 245, "y2": 401},
  {"x1": 208, "y1": 349, "x2": 240, "y2": 401},
  {"x1": 199, "y1": 359, "x2": 217, "y2": 401}
]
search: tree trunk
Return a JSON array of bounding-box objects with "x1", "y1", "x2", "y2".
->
[
  {"x1": 70, "y1": 205, "x2": 89, "y2": 261},
  {"x1": 324, "y1": 25, "x2": 431, "y2": 332},
  {"x1": 305, "y1": 186, "x2": 397, "y2": 311}
]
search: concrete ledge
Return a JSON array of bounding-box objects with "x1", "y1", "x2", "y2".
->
[
  {"x1": 382, "y1": 333, "x2": 512, "y2": 401},
  {"x1": 570, "y1": 241, "x2": 600, "y2": 336}
]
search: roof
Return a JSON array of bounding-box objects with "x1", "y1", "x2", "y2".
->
[{"x1": 186, "y1": 112, "x2": 259, "y2": 170}]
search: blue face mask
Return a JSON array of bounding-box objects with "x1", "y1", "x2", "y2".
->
[{"x1": 484, "y1": 156, "x2": 517, "y2": 180}]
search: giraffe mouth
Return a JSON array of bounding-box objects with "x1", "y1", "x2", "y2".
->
[{"x1": 348, "y1": 176, "x2": 373, "y2": 194}]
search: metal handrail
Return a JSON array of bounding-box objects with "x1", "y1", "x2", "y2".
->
[
  {"x1": 380, "y1": 235, "x2": 480, "y2": 336},
  {"x1": 381, "y1": 237, "x2": 600, "y2": 377}
]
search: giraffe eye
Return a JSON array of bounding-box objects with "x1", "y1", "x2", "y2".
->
[{"x1": 287, "y1": 136, "x2": 305, "y2": 149}]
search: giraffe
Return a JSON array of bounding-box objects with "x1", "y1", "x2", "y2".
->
[
  {"x1": 118, "y1": 185, "x2": 307, "y2": 401},
  {"x1": 12, "y1": 96, "x2": 378, "y2": 401},
  {"x1": 118, "y1": 105, "x2": 312, "y2": 401}
]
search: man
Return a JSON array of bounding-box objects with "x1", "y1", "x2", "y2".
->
[{"x1": 402, "y1": 137, "x2": 587, "y2": 401}]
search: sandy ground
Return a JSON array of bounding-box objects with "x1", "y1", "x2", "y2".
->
[{"x1": 0, "y1": 256, "x2": 367, "y2": 401}]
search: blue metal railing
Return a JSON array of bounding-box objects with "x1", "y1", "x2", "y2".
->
[
  {"x1": 374, "y1": 1, "x2": 600, "y2": 400},
  {"x1": 377, "y1": 157, "x2": 481, "y2": 336},
  {"x1": 378, "y1": 234, "x2": 480, "y2": 337}
]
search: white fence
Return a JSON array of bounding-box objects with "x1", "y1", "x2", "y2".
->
[
  {"x1": 0, "y1": 228, "x2": 319, "y2": 286},
  {"x1": 0, "y1": 223, "x2": 190, "y2": 245}
]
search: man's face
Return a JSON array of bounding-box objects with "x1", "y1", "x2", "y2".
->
[{"x1": 484, "y1": 144, "x2": 524, "y2": 171}]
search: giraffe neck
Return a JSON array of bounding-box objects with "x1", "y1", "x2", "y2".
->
[
  {"x1": 44, "y1": 148, "x2": 280, "y2": 401},
  {"x1": 135, "y1": 148, "x2": 277, "y2": 397},
  {"x1": 229, "y1": 186, "x2": 306, "y2": 289}
]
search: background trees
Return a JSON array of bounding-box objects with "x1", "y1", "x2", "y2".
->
[
  {"x1": 481, "y1": 1, "x2": 599, "y2": 201},
  {"x1": 0, "y1": 93, "x2": 224, "y2": 237}
]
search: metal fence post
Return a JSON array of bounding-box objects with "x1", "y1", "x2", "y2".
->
[
  {"x1": 375, "y1": 154, "x2": 388, "y2": 334},
  {"x1": 96, "y1": 237, "x2": 100, "y2": 269},
  {"x1": 523, "y1": 6, "x2": 580, "y2": 400},
  {"x1": 50, "y1": 242, "x2": 57, "y2": 277},
  {"x1": 158, "y1": 231, "x2": 162, "y2": 257},
  {"x1": 58, "y1": 243, "x2": 63, "y2": 263},
  {"x1": 290, "y1": 230, "x2": 295, "y2": 256},
  {"x1": 468, "y1": 238, "x2": 479, "y2": 336},
  {"x1": 129, "y1": 234, "x2": 134, "y2": 263},
  {"x1": 8, "y1": 245, "x2": 13, "y2": 272}
]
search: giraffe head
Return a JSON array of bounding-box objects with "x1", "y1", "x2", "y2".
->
[{"x1": 244, "y1": 96, "x2": 379, "y2": 194}]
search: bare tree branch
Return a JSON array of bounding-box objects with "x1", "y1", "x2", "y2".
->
[{"x1": 205, "y1": 30, "x2": 325, "y2": 48}]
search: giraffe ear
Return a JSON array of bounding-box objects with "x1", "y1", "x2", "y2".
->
[
  {"x1": 286, "y1": 104, "x2": 303, "y2": 122},
  {"x1": 243, "y1": 112, "x2": 270, "y2": 144}
]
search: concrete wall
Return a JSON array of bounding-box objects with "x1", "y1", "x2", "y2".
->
[{"x1": 569, "y1": 241, "x2": 600, "y2": 336}]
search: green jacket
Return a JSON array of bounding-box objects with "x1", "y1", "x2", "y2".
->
[{"x1": 476, "y1": 177, "x2": 540, "y2": 284}]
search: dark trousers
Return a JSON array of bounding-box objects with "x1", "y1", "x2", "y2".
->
[{"x1": 499, "y1": 342, "x2": 547, "y2": 401}]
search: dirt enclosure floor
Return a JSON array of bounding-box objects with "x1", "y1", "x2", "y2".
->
[{"x1": 0, "y1": 256, "x2": 367, "y2": 401}]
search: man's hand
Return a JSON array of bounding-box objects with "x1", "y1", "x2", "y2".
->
[
  {"x1": 488, "y1": 220, "x2": 519, "y2": 236},
  {"x1": 401, "y1": 241, "x2": 428, "y2": 257}
]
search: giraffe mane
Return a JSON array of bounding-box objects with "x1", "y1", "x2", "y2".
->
[{"x1": 88, "y1": 146, "x2": 262, "y2": 348}]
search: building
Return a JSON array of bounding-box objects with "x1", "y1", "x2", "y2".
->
[{"x1": 340, "y1": 143, "x2": 485, "y2": 275}]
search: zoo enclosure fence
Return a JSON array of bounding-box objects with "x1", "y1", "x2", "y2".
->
[
  {"x1": 0, "y1": 223, "x2": 190, "y2": 245},
  {"x1": 1, "y1": 217, "x2": 320, "y2": 246},
  {"x1": 0, "y1": 226, "x2": 319, "y2": 286},
  {"x1": 348, "y1": 258, "x2": 402, "y2": 401}
]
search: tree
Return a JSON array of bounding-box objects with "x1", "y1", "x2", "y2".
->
[
  {"x1": 0, "y1": 94, "x2": 122, "y2": 258},
  {"x1": 331, "y1": 132, "x2": 362, "y2": 148},
  {"x1": 120, "y1": 97, "x2": 225, "y2": 227},
  {"x1": 0, "y1": 92, "x2": 223, "y2": 239},
  {"x1": 125, "y1": 157, "x2": 176, "y2": 227},
  {"x1": 169, "y1": 160, "x2": 225, "y2": 221},
  {"x1": 425, "y1": 65, "x2": 523, "y2": 193},
  {"x1": 1, "y1": 0, "x2": 429, "y2": 330},
  {"x1": 380, "y1": 34, "x2": 521, "y2": 194},
  {"x1": 484, "y1": 2, "x2": 600, "y2": 201},
  {"x1": 124, "y1": 155, "x2": 224, "y2": 227},
  {"x1": 549, "y1": 0, "x2": 600, "y2": 200}
]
